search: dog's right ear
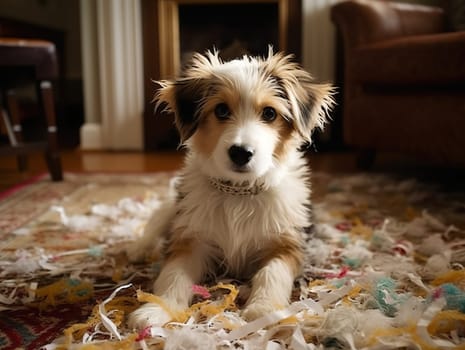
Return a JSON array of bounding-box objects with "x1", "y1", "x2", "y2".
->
[
  {"x1": 155, "y1": 50, "x2": 221, "y2": 144},
  {"x1": 155, "y1": 78, "x2": 207, "y2": 144}
]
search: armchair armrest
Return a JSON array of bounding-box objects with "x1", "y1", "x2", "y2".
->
[{"x1": 331, "y1": 0, "x2": 446, "y2": 50}]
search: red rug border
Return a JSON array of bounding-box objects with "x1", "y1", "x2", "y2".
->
[
  {"x1": 0, "y1": 171, "x2": 175, "y2": 202},
  {"x1": 0, "y1": 173, "x2": 48, "y2": 201}
]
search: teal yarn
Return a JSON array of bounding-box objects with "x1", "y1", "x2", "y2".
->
[
  {"x1": 373, "y1": 277, "x2": 398, "y2": 317},
  {"x1": 332, "y1": 278, "x2": 348, "y2": 289},
  {"x1": 67, "y1": 278, "x2": 81, "y2": 287},
  {"x1": 340, "y1": 235, "x2": 350, "y2": 247},
  {"x1": 67, "y1": 278, "x2": 92, "y2": 297},
  {"x1": 440, "y1": 283, "x2": 465, "y2": 313},
  {"x1": 87, "y1": 245, "x2": 103, "y2": 257},
  {"x1": 342, "y1": 257, "x2": 361, "y2": 268}
]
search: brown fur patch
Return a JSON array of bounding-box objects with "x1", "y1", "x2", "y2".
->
[
  {"x1": 249, "y1": 90, "x2": 298, "y2": 162},
  {"x1": 259, "y1": 53, "x2": 335, "y2": 141},
  {"x1": 165, "y1": 233, "x2": 194, "y2": 262},
  {"x1": 250, "y1": 80, "x2": 299, "y2": 162},
  {"x1": 191, "y1": 85, "x2": 240, "y2": 157},
  {"x1": 258, "y1": 234, "x2": 304, "y2": 277},
  {"x1": 191, "y1": 114, "x2": 226, "y2": 157},
  {"x1": 271, "y1": 116, "x2": 297, "y2": 161}
]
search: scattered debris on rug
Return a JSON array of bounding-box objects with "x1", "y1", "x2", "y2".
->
[{"x1": 1, "y1": 173, "x2": 465, "y2": 349}]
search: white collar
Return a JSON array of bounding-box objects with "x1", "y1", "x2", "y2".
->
[{"x1": 208, "y1": 177, "x2": 265, "y2": 196}]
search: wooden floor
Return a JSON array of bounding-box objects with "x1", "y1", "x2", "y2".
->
[{"x1": 0, "y1": 149, "x2": 462, "y2": 193}]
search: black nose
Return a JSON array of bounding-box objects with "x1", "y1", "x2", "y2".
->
[{"x1": 228, "y1": 145, "x2": 254, "y2": 167}]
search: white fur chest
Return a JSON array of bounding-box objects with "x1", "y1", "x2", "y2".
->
[{"x1": 171, "y1": 155, "x2": 312, "y2": 272}]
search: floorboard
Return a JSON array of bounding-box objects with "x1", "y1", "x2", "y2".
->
[{"x1": 1, "y1": 149, "x2": 463, "y2": 193}]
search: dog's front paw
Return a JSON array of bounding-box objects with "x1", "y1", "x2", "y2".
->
[
  {"x1": 242, "y1": 301, "x2": 280, "y2": 321},
  {"x1": 128, "y1": 302, "x2": 172, "y2": 330}
]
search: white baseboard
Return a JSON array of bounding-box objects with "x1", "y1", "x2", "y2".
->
[{"x1": 80, "y1": 123, "x2": 103, "y2": 150}]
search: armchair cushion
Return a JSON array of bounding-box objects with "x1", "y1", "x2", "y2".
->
[
  {"x1": 331, "y1": 0, "x2": 445, "y2": 49},
  {"x1": 350, "y1": 31, "x2": 465, "y2": 85},
  {"x1": 331, "y1": 0, "x2": 465, "y2": 166}
]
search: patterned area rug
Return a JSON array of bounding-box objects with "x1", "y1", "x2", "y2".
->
[
  {"x1": 0, "y1": 171, "x2": 464, "y2": 349},
  {"x1": 0, "y1": 173, "x2": 173, "y2": 349}
]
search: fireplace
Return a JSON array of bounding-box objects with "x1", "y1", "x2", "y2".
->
[{"x1": 142, "y1": 0, "x2": 302, "y2": 150}]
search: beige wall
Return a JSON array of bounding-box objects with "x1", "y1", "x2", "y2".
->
[{"x1": 0, "y1": 0, "x2": 82, "y2": 79}]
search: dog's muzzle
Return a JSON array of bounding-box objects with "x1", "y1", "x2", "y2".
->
[{"x1": 228, "y1": 145, "x2": 254, "y2": 168}]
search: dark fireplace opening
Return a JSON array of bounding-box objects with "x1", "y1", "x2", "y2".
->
[
  {"x1": 142, "y1": 0, "x2": 302, "y2": 150},
  {"x1": 178, "y1": 3, "x2": 279, "y2": 65}
]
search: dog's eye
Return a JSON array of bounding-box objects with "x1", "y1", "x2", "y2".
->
[
  {"x1": 214, "y1": 103, "x2": 231, "y2": 120},
  {"x1": 262, "y1": 107, "x2": 277, "y2": 122}
]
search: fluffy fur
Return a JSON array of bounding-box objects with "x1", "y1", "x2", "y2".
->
[{"x1": 127, "y1": 48, "x2": 335, "y2": 329}]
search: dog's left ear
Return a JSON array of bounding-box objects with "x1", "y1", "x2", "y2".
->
[
  {"x1": 295, "y1": 79, "x2": 335, "y2": 142},
  {"x1": 266, "y1": 52, "x2": 336, "y2": 143}
]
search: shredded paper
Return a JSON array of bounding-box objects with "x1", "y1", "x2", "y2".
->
[{"x1": 1, "y1": 173, "x2": 465, "y2": 349}]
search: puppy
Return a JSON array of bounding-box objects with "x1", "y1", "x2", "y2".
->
[{"x1": 128, "y1": 48, "x2": 334, "y2": 329}]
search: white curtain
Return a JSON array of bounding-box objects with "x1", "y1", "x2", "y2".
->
[{"x1": 80, "y1": 0, "x2": 143, "y2": 150}]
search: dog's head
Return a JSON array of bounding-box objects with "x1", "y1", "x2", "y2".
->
[{"x1": 155, "y1": 48, "x2": 335, "y2": 183}]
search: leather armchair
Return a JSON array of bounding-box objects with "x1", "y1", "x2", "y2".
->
[{"x1": 331, "y1": 0, "x2": 465, "y2": 167}]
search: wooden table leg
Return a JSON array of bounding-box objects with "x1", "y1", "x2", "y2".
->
[
  {"x1": 6, "y1": 90, "x2": 28, "y2": 172},
  {"x1": 40, "y1": 81, "x2": 63, "y2": 181}
]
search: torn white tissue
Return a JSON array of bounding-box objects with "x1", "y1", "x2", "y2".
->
[
  {"x1": 225, "y1": 298, "x2": 323, "y2": 341},
  {"x1": 52, "y1": 206, "x2": 103, "y2": 231},
  {"x1": 98, "y1": 283, "x2": 134, "y2": 341}
]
